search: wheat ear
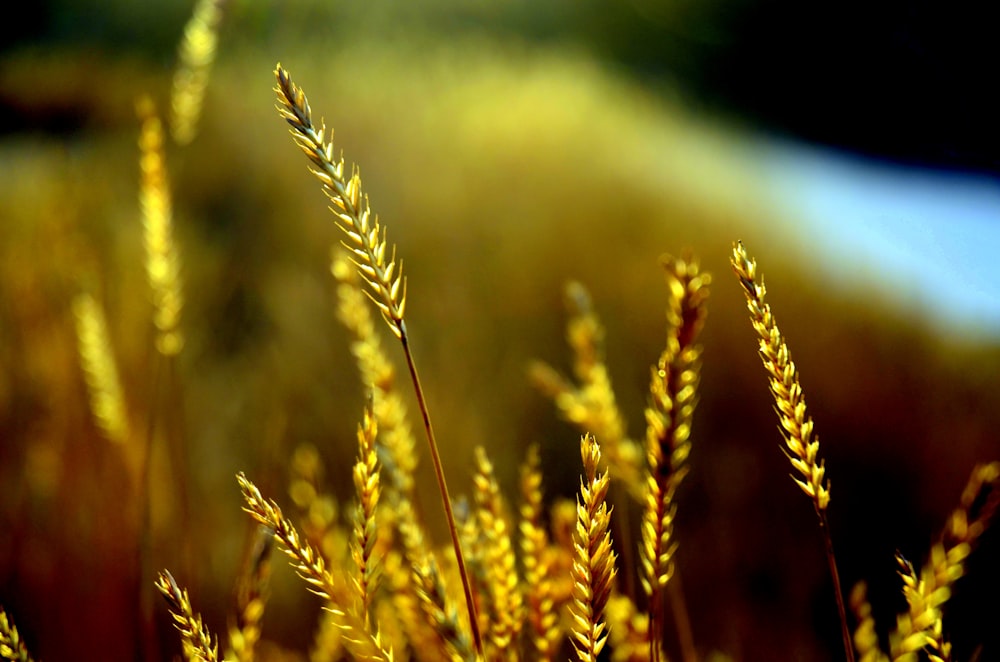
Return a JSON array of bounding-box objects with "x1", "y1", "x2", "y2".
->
[
  {"x1": 155, "y1": 569, "x2": 219, "y2": 662},
  {"x1": 170, "y1": 0, "x2": 226, "y2": 144},
  {"x1": 569, "y1": 434, "x2": 618, "y2": 662},
  {"x1": 237, "y1": 473, "x2": 393, "y2": 662},
  {"x1": 850, "y1": 583, "x2": 888, "y2": 662},
  {"x1": 351, "y1": 400, "x2": 383, "y2": 623},
  {"x1": 137, "y1": 96, "x2": 184, "y2": 356},
  {"x1": 389, "y1": 485, "x2": 475, "y2": 662},
  {"x1": 0, "y1": 607, "x2": 35, "y2": 662},
  {"x1": 335, "y1": 253, "x2": 418, "y2": 497},
  {"x1": 275, "y1": 64, "x2": 480, "y2": 657},
  {"x1": 530, "y1": 282, "x2": 643, "y2": 495},
  {"x1": 519, "y1": 446, "x2": 561, "y2": 662},
  {"x1": 473, "y1": 447, "x2": 524, "y2": 659},
  {"x1": 227, "y1": 526, "x2": 273, "y2": 662},
  {"x1": 73, "y1": 292, "x2": 131, "y2": 446},
  {"x1": 640, "y1": 254, "x2": 709, "y2": 662},
  {"x1": 731, "y1": 240, "x2": 853, "y2": 662},
  {"x1": 889, "y1": 462, "x2": 1000, "y2": 661}
]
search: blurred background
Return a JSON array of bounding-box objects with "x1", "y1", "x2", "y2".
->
[{"x1": 2, "y1": 1, "x2": 998, "y2": 660}]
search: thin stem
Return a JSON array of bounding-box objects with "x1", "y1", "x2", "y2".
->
[
  {"x1": 819, "y1": 511, "x2": 854, "y2": 662},
  {"x1": 668, "y1": 573, "x2": 697, "y2": 662},
  {"x1": 137, "y1": 349, "x2": 163, "y2": 662},
  {"x1": 649, "y1": 588, "x2": 662, "y2": 662},
  {"x1": 399, "y1": 323, "x2": 484, "y2": 659}
]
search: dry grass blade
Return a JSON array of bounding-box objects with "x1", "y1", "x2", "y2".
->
[
  {"x1": 170, "y1": 0, "x2": 226, "y2": 144},
  {"x1": 155, "y1": 569, "x2": 219, "y2": 662},
  {"x1": 889, "y1": 462, "x2": 1000, "y2": 661},
  {"x1": 0, "y1": 607, "x2": 35, "y2": 662},
  {"x1": 569, "y1": 434, "x2": 618, "y2": 662},
  {"x1": 73, "y1": 292, "x2": 131, "y2": 446},
  {"x1": 237, "y1": 473, "x2": 394, "y2": 662},
  {"x1": 274, "y1": 65, "x2": 405, "y2": 338},
  {"x1": 137, "y1": 95, "x2": 184, "y2": 357},
  {"x1": 351, "y1": 402, "x2": 383, "y2": 622},
  {"x1": 640, "y1": 254, "x2": 709, "y2": 662}
]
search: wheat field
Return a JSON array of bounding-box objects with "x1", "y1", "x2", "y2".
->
[{"x1": 1, "y1": 4, "x2": 999, "y2": 662}]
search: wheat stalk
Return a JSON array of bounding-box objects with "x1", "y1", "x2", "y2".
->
[
  {"x1": 335, "y1": 253, "x2": 418, "y2": 497},
  {"x1": 351, "y1": 401, "x2": 383, "y2": 622},
  {"x1": 0, "y1": 608, "x2": 35, "y2": 662},
  {"x1": 731, "y1": 241, "x2": 828, "y2": 512},
  {"x1": 73, "y1": 292, "x2": 131, "y2": 446},
  {"x1": 137, "y1": 96, "x2": 185, "y2": 357},
  {"x1": 155, "y1": 569, "x2": 219, "y2": 662},
  {"x1": 473, "y1": 447, "x2": 524, "y2": 659},
  {"x1": 530, "y1": 282, "x2": 643, "y2": 494},
  {"x1": 170, "y1": 0, "x2": 226, "y2": 144},
  {"x1": 731, "y1": 240, "x2": 853, "y2": 662},
  {"x1": 849, "y1": 583, "x2": 888, "y2": 662},
  {"x1": 275, "y1": 64, "x2": 480, "y2": 657},
  {"x1": 889, "y1": 462, "x2": 1000, "y2": 662},
  {"x1": 519, "y1": 445, "x2": 561, "y2": 662},
  {"x1": 237, "y1": 472, "x2": 394, "y2": 662},
  {"x1": 274, "y1": 65, "x2": 405, "y2": 336},
  {"x1": 640, "y1": 254, "x2": 709, "y2": 662},
  {"x1": 227, "y1": 527, "x2": 272, "y2": 662},
  {"x1": 388, "y1": 479, "x2": 475, "y2": 662},
  {"x1": 569, "y1": 433, "x2": 618, "y2": 662}
]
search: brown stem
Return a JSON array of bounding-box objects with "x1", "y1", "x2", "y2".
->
[
  {"x1": 399, "y1": 322, "x2": 484, "y2": 659},
  {"x1": 819, "y1": 510, "x2": 855, "y2": 662},
  {"x1": 649, "y1": 586, "x2": 662, "y2": 662},
  {"x1": 137, "y1": 350, "x2": 162, "y2": 662},
  {"x1": 668, "y1": 572, "x2": 698, "y2": 662}
]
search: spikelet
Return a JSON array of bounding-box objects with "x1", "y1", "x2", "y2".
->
[
  {"x1": 170, "y1": 0, "x2": 226, "y2": 144},
  {"x1": 155, "y1": 570, "x2": 219, "y2": 662},
  {"x1": 519, "y1": 446, "x2": 561, "y2": 662},
  {"x1": 569, "y1": 434, "x2": 618, "y2": 662},
  {"x1": 640, "y1": 254, "x2": 709, "y2": 597},
  {"x1": 227, "y1": 527, "x2": 273, "y2": 662},
  {"x1": 730, "y1": 241, "x2": 829, "y2": 513},
  {"x1": 237, "y1": 473, "x2": 394, "y2": 662},
  {"x1": 334, "y1": 252, "x2": 418, "y2": 496},
  {"x1": 530, "y1": 282, "x2": 642, "y2": 495},
  {"x1": 850, "y1": 583, "x2": 888, "y2": 662},
  {"x1": 72, "y1": 292, "x2": 130, "y2": 445},
  {"x1": 274, "y1": 65, "x2": 406, "y2": 338},
  {"x1": 889, "y1": 462, "x2": 1000, "y2": 661},
  {"x1": 137, "y1": 96, "x2": 184, "y2": 356},
  {"x1": 473, "y1": 447, "x2": 523, "y2": 659},
  {"x1": 351, "y1": 402, "x2": 383, "y2": 621},
  {"x1": 0, "y1": 607, "x2": 35, "y2": 662}
]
